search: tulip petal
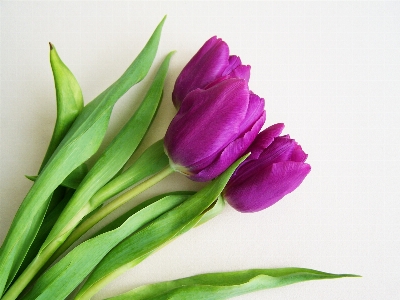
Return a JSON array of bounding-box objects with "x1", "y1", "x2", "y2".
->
[
  {"x1": 165, "y1": 79, "x2": 250, "y2": 177},
  {"x1": 225, "y1": 161, "x2": 311, "y2": 213},
  {"x1": 290, "y1": 144, "x2": 308, "y2": 162},
  {"x1": 223, "y1": 56, "x2": 251, "y2": 83},
  {"x1": 223, "y1": 55, "x2": 242, "y2": 75},
  {"x1": 192, "y1": 109, "x2": 266, "y2": 181},
  {"x1": 241, "y1": 93, "x2": 265, "y2": 134},
  {"x1": 186, "y1": 90, "x2": 265, "y2": 181},
  {"x1": 248, "y1": 123, "x2": 285, "y2": 160},
  {"x1": 230, "y1": 65, "x2": 251, "y2": 83},
  {"x1": 257, "y1": 136, "x2": 305, "y2": 165},
  {"x1": 172, "y1": 37, "x2": 230, "y2": 107}
]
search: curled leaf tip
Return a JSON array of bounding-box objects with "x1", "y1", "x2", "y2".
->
[{"x1": 49, "y1": 42, "x2": 54, "y2": 50}]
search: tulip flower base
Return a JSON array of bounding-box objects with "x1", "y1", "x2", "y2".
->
[{"x1": 0, "y1": 16, "x2": 358, "y2": 300}]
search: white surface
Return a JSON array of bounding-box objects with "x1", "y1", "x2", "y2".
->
[{"x1": 1, "y1": 1, "x2": 399, "y2": 299}]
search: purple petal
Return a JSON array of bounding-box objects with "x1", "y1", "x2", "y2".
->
[
  {"x1": 225, "y1": 161, "x2": 311, "y2": 213},
  {"x1": 290, "y1": 144, "x2": 308, "y2": 162},
  {"x1": 192, "y1": 108, "x2": 266, "y2": 181},
  {"x1": 229, "y1": 65, "x2": 251, "y2": 83},
  {"x1": 188, "y1": 91, "x2": 265, "y2": 181},
  {"x1": 257, "y1": 136, "x2": 299, "y2": 165},
  {"x1": 223, "y1": 55, "x2": 242, "y2": 75},
  {"x1": 222, "y1": 55, "x2": 251, "y2": 83},
  {"x1": 248, "y1": 123, "x2": 285, "y2": 160},
  {"x1": 240, "y1": 93, "x2": 265, "y2": 134},
  {"x1": 165, "y1": 79, "x2": 250, "y2": 176},
  {"x1": 172, "y1": 37, "x2": 230, "y2": 107}
]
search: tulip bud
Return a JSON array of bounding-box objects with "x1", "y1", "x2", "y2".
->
[
  {"x1": 172, "y1": 36, "x2": 250, "y2": 108},
  {"x1": 222, "y1": 124, "x2": 311, "y2": 213},
  {"x1": 165, "y1": 78, "x2": 266, "y2": 182}
]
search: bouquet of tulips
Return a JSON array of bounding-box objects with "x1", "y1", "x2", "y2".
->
[{"x1": 0, "y1": 17, "x2": 357, "y2": 300}]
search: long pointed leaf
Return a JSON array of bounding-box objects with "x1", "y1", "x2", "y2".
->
[
  {"x1": 74, "y1": 155, "x2": 248, "y2": 300},
  {"x1": 23, "y1": 193, "x2": 192, "y2": 300},
  {"x1": 0, "y1": 16, "x2": 166, "y2": 298},
  {"x1": 108, "y1": 268, "x2": 359, "y2": 300},
  {"x1": 40, "y1": 43, "x2": 84, "y2": 171}
]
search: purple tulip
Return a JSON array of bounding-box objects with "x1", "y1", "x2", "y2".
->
[
  {"x1": 172, "y1": 36, "x2": 251, "y2": 108},
  {"x1": 222, "y1": 123, "x2": 311, "y2": 213},
  {"x1": 165, "y1": 78, "x2": 266, "y2": 182}
]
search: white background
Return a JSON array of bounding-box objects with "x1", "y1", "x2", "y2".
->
[{"x1": 1, "y1": 1, "x2": 399, "y2": 299}]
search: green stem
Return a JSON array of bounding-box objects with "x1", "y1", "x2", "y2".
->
[{"x1": 47, "y1": 166, "x2": 174, "y2": 268}]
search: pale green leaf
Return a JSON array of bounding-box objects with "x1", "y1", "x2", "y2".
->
[
  {"x1": 108, "y1": 268, "x2": 360, "y2": 300},
  {"x1": 39, "y1": 43, "x2": 84, "y2": 171}
]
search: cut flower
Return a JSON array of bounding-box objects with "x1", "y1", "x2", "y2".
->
[
  {"x1": 223, "y1": 123, "x2": 311, "y2": 212},
  {"x1": 165, "y1": 78, "x2": 265, "y2": 181}
]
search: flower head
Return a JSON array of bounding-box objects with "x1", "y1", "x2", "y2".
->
[
  {"x1": 223, "y1": 124, "x2": 311, "y2": 212},
  {"x1": 165, "y1": 78, "x2": 265, "y2": 182}
]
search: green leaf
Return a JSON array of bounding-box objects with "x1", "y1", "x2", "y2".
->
[
  {"x1": 194, "y1": 195, "x2": 225, "y2": 228},
  {"x1": 41, "y1": 50, "x2": 174, "y2": 255},
  {"x1": 25, "y1": 191, "x2": 226, "y2": 300},
  {"x1": 44, "y1": 139, "x2": 172, "y2": 268},
  {"x1": 25, "y1": 163, "x2": 88, "y2": 190},
  {"x1": 74, "y1": 155, "x2": 248, "y2": 300},
  {"x1": 107, "y1": 268, "x2": 360, "y2": 300},
  {"x1": 23, "y1": 193, "x2": 192, "y2": 300},
  {"x1": 91, "y1": 191, "x2": 195, "y2": 238},
  {"x1": 12, "y1": 190, "x2": 74, "y2": 282},
  {"x1": 0, "y1": 16, "x2": 166, "y2": 299},
  {"x1": 39, "y1": 43, "x2": 84, "y2": 172}
]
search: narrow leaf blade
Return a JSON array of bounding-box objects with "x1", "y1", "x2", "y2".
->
[
  {"x1": 108, "y1": 268, "x2": 359, "y2": 300},
  {"x1": 40, "y1": 43, "x2": 84, "y2": 171}
]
